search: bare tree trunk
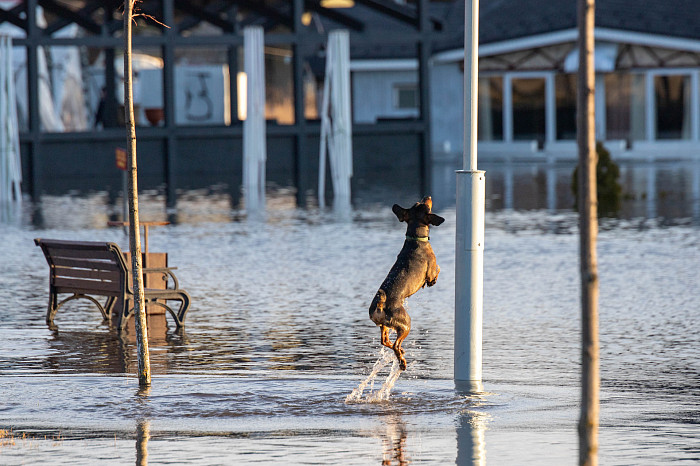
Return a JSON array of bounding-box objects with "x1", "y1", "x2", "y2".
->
[
  {"x1": 124, "y1": 0, "x2": 151, "y2": 388},
  {"x1": 577, "y1": 0, "x2": 599, "y2": 464}
]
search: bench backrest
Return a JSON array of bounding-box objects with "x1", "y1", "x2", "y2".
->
[{"x1": 34, "y1": 239, "x2": 129, "y2": 297}]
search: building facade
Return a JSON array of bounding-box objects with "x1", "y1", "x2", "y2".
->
[{"x1": 351, "y1": 0, "x2": 700, "y2": 161}]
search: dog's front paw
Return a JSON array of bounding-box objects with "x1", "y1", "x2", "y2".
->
[{"x1": 426, "y1": 265, "x2": 440, "y2": 287}]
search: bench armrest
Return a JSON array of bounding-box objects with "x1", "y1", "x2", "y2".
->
[{"x1": 128, "y1": 267, "x2": 181, "y2": 290}]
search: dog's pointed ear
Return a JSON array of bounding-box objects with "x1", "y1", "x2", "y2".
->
[
  {"x1": 427, "y1": 213, "x2": 445, "y2": 226},
  {"x1": 392, "y1": 204, "x2": 409, "y2": 222}
]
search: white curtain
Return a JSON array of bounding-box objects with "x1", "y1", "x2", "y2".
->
[
  {"x1": 682, "y1": 75, "x2": 691, "y2": 140},
  {"x1": 319, "y1": 30, "x2": 353, "y2": 212},
  {"x1": 243, "y1": 26, "x2": 267, "y2": 215},
  {"x1": 0, "y1": 7, "x2": 64, "y2": 132},
  {"x1": 0, "y1": 35, "x2": 22, "y2": 203},
  {"x1": 477, "y1": 78, "x2": 492, "y2": 141},
  {"x1": 51, "y1": 24, "x2": 88, "y2": 131},
  {"x1": 630, "y1": 74, "x2": 646, "y2": 141}
]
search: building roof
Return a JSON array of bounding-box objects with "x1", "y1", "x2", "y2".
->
[
  {"x1": 436, "y1": 0, "x2": 700, "y2": 53},
  {"x1": 328, "y1": 0, "x2": 700, "y2": 59}
]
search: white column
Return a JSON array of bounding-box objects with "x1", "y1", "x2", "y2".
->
[
  {"x1": 455, "y1": 0, "x2": 485, "y2": 390},
  {"x1": 595, "y1": 74, "x2": 606, "y2": 141},
  {"x1": 503, "y1": 74, "x2": 513, "y2": 143},
  {"x1": 243, "y1": 26, "x2": 267, "y2": 215},
  {"x1": 645, "y1": 72, "x2": 655, "y2": 142},
  {"x1": 545, "y1": 73, "x2": 556, "y2": 144},
  {"x1": 691, "y1": 71, "x2": 699, "y2": 142}
]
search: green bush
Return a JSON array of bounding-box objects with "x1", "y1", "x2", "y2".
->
[{"x1": 572, "y1": 142, "x2": 622, "y2": 216}]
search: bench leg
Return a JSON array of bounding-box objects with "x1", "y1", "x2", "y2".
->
[
  {"x1": 172, "y1": 290, "x2": 191, "y2": 329},
  {"x1": 118, "y1": 305, "x2": 133, "y2": 333},
  {"x1": 104, "y1": 296, "x2": 117, "y2": 320},
  {"x1": 46, "y1": 288, "x2": 58, "y2": 327},
  {"x1": 145, "y1": 292, "x2": 191, "y2": 330},
  {"x1": 46, "y1": 292, "x2": 113, "y2": 327},
  {"x1": 118, "y1": 291, "x2": 191, "y2": 332}
]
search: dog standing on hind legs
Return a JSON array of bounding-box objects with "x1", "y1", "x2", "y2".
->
[{"x1": 369, "y1": 196, "x2": 445, "y2": 371}]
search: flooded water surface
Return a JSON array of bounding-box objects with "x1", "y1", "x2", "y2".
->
[{"x1": 1, "y1": 161, "x2": 699, "y2": 464}]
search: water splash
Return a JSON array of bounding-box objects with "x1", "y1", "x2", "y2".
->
[{"x1": 345, "y1": 347, "x2": 403, "y2": 403}]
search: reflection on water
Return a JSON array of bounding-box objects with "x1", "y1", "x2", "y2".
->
[
  {"x1": 1, "y1": 162, "x2": 699, "y2": 464},
  {"x1": 3, "y1": 160, "x2": 699, "y2": 231},
  {"x1": 456, "y1": 410, "x2": 488, "y2": 466},
  {"x1": 380, "y1": 414, "x2": 409, "y2": 466},
  {"x1": 136, "y1": 420, "x2": 150, "y2": 466},
  {"x1": 455, "y1": 382, "x2": 489, "y2": 466},
  {"x1": 433, "y1": 159, "x2": 700, "y2": 223}
]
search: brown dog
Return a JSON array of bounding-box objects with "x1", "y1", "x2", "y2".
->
[{"x1": 369, "y1": 196, "x2": 444, "y2": 370}]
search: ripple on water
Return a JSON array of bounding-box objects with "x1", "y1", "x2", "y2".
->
[{"x1": 1, "y1": 197, "x2": 699, "y2": 464}]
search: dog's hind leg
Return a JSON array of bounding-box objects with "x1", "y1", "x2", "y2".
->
[
  {"x1": 380, "y1": 325, "x2": 393, "y2": 349},
  {"x1": 393, "y1": 325, "x2": 410, "y2": 371}
]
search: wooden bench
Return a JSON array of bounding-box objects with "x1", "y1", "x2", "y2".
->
[{"x1": 34, "y1": 238, "x2": 191, "y2": 332}]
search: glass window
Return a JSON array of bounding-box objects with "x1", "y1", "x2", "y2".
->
[
  {"x1": 512, "y1": 78, "x2": 545, "y2": 141},
  {"x1": 41, "y1": 46, "x2": 90, "y2": 132},
  {"x1": 478, "y1": 77, "x2": 503, "y2": 141},
  {"x1": 655, "y1": 75, "x2": 691, "y2": 140},
  {"x1": 304, "y1": 63, "x2": 319, "y2": 121},
  {"x1": 175, "y1": 46, "x2": 231, "y2": 126},
  {"x1": 555, "y1": 74, "x2": 576, "y2": 140},
  {"x1": 84, "y1": 48, "x2": 120, "y2": 130},
  {"x1": 265, "y1": 46, "x2": 294, "y2": 125},
  {"x1": 605, "y1": 72, "x2": 647, "y2": 141},
  {"x1": 605, "y1": 72, "x2": 631, "y2": 140},
  {"x1": 394, "y1": 84, "x2": 418, "y2": 110},
  {"x1": 10, "y1": 45, "x2": 28, "y2": 132}
]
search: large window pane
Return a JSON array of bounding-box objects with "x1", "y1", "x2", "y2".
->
[
  {"x1": 85, "y1": 48, "x2": 118, "y2": 130},
  {"x1": 555, "y1": 74, "x2": 576, "y2": 140},
  {"x1": 175, "y1": 46, "x2": 230, "y2": 126},
  {"x1": 606, "y1": 72, "x2": 647, "y2": 141},
  {"x1": 512, "y1": 78, "x2": 545, "y2": 141},
  {"x1": 265, "y1": 46, "x2": 294, "y2": 125},
  {"x1": 10, "y1": 46, "x2": 28, "y2": 131},
  {"x1": 605, "y1": 72, "x2": 631, "y2": 140},
  {"x1": 478, "y1": 77, "x2": 503, "y2": 141},
  {"x1": 655, "y1": 75, "x2": 691, "y2": 140},
  {"x1": 47, "y1": 46, "x2": 89, "y2": 132}
]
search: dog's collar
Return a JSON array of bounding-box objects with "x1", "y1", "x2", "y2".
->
[{"x1": 406, "y1": 235, "x2": 429, "y2": 242}]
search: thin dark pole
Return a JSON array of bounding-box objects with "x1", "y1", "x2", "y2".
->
[
  {"x1": 26, "y1": 0, "x2": 40, "y2": 200},
  {"x1": 292, "y1": 0, "x2": 308, "y2": 207},
  {"x1": 124, "y1": 0, "x2": 151, "y2": 388},
  {"x1": 162, "y1": 0, "x2": 177, "y2": 208},
  {"x1": 577, "y1": 0, "x2": 599, "y2": 464}
]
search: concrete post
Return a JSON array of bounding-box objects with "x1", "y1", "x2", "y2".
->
[{"x1": 455, "y1": 0, "x2": 485, "y2": 389}]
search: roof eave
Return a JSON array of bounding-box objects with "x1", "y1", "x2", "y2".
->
[{"x1": 433, "y1": 27, "x2": 700, "y2": 64}]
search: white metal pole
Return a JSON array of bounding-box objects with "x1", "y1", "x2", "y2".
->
[
  {"x1": 455, "y1": 0, "x2": 485, "y2": 389},
  {"x1": 464, "y1": 0, "x2": 478, "y2": 173},
  {"x1": 243, "y1": 26, "x2": 266, "y2": 215}
]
